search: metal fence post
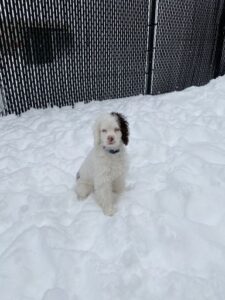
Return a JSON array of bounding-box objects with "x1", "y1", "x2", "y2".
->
[
  {"x1": 145, "y1": 0, "x2": 157, "y2": 94},
  {"x1": 214, "y1": 0, "x2": 225, "y2": 77}
]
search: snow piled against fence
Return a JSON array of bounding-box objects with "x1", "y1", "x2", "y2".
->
[{"x1": 1, "y1": 76, "x2": 225, "y2": 300}]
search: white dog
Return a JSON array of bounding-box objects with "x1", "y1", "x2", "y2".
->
[{"x1": 75, "y1": 112, "x2": 129, "y2": 215}]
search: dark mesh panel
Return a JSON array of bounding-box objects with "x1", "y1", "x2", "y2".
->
[
  {"x1": 218, "y1": 1, "x2": 225, "y2": 76},
  {"x1": 1, "y1": 0, "x2": 148, "y2": 115},
  {"x1": 220, "y1": 39, "x2": 225, "y2": 75},
  {"x1": 151, "y1": 0, "x2": 221, "y2": 94}
]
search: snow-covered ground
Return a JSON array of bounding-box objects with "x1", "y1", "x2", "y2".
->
[{"x1": 1, "y1": 76, "x2": 225, "y2": 300}]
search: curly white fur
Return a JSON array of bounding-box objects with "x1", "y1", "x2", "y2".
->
[{"x1": 75, "y1": 112, "x2": 129, "y2": 216}]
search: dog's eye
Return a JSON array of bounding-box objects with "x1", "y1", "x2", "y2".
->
[
  {"x1": 114, "y1": 128, "x2": 120, "y2": 132},
  {"x1": 101, "y1": 129, "x2": 107, "y2": 133}
]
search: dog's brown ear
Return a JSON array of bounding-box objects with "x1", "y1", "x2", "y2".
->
[{"x1": 111, "y1": 112, "x2": 129, "y2": 145}]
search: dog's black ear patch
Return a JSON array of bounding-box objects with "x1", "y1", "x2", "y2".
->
[{"x1": 111, "y1": 112, "x2": 129, "y2": 145}]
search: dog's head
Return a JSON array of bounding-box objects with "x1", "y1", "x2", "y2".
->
[{"x1": 93, "y1": 112, "x2": 129, "y2": 149}]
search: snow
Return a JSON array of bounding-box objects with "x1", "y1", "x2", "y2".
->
[{"x1": 1, "y1": 76, "x2": 225, "y2": 300}]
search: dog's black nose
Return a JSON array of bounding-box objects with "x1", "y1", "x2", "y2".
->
[{"x1": 107, "y1": 136, "x2": 114, "y2": 142}]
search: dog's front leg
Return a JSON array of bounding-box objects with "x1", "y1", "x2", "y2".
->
[
  {"x1": 113, "y1": 176, "x2": 125, "y2": 194},
  {"x1": 94, "y1": 182, "x2": 116, "y2": 216}
]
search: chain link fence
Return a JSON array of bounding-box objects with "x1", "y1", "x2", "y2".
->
[{"x1": 1, "y1": 0, "x2": 225, "y2": 115}]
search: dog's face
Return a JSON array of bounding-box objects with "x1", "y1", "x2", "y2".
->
[
  {"x1": 93, "y1": 112, "x2": 129, "y2": 149},
  {"x1": 99, "y1": 115, "x2": 122, "y2": 148}
]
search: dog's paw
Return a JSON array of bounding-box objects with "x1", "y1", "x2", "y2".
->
[
  {"x1": 75, "y1": 182, "x2": 92, "y2": 200},
  {"x1": 103, "y1": 205, "x2": 117, "y2": 216},
  {"x1": 75, "y1": 189, "x2": 87, "y2": 200}
]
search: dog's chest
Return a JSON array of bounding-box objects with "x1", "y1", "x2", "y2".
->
[{"x1": 96, "y1": 153, "x2": 125, "y2": 180}]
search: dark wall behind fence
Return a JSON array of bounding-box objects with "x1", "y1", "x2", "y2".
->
[{"x1": 1, "y1": 0, "x2": 225, "y2": 115}]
